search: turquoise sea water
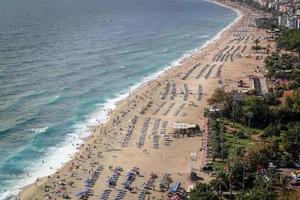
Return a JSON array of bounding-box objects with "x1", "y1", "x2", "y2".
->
[{"x1": 0, "y1": 0, "x2": 237, "y2": 198}]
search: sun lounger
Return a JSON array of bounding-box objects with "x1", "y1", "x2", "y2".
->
[
  {"x1": 197, "y1": 85, "x2": 202, "y2": 101},
  {"x1": 173, "y1": 103, "x2": 185, "y2": 116},
  {"x1": 183, "y1": 84, "x2": 189, "y2": 101},
  {"x1": 196, "y1": 64, "x2": 209, "y2": 79},
  {"x1": 216, "y1": 64, "x2": 223, "y2": 78},
  {"x1": 182, "y1": 63, "x2": 200, "y2": 80},
  {"x1": 204, "y1": 64, "x2": 215, "y2": 79},
  {"x1": 122, "y1": 116, "x2": 138, "y2": 147}
]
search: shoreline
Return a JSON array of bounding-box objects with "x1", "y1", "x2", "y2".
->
[{"x1": 4, "y1": 0, "x2": 269, "y2": 199}]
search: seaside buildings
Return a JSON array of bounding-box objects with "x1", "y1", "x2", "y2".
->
[{"x1": 244, "y1": 0, "x2": 300, "y2": 29}]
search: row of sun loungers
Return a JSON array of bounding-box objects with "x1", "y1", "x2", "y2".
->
[
  {"x1": 221, "y1": 53, "x2": 231, "y2": 62},
  {"x1": 228, "y1": 39, "x2": 235, "y2": 44},
  {"x1": 122, "y1": 116, "x2": 138, "y2": 147},
  {"x1": 163, "y1": 134, "x2": 171, "y2": 146},
  {"x1": 182, "y1": 63, "x2": 200, "y2": 80},
  {"x1": 162, "y1": 102, "x2": 175, "y2": 116},
  {"x1": 153, "y1": 135, "x2": 159, "y2": 149},
  {"x1": 103, "y1": 167, "x2": 140, "y2": 200},
  {"x1": 235, "y1": 32, "x2": 249, "y2": 44},
  {"x1": 215, "y1": 44, "x2": 245, "y2": 62},
  {"x1": 213, "y1": 46, "x2": 229, "y2": 61},
  {"x1": 216, "y1": 64, "x2": 224, "y2": 78},
  {"x1": 160, "y1": 121, "x2": 168, "y2": 135},
  {"x1": 204, "y1": 64, "x2": 215, "y2": 79},
  {"x1": 159, "y1": 174, "x2": 171, "y2": 191},
  {"x1": 238, "y1": 33, "x2": 250, "y2": 44},
  {"x1": 230, "y1": 46, "x2": 241, "y2": 62},
  {"x1": 225, "y1": 53, "x2": 230, "y2": 62},
  {"x1": 233, "y1": 45, "x2": 241, "y2": 54},
  {"x1": 161, "y1": 82, "x2": 170, "y2": 100},
  {"x1": 152, "y1": 119, "x2": 161, "y2": 149},
  {"x1": 226, "y1": 45, "x2": 235, "y2": 54},
  {"x1": 241, "y1": 45, "x2": 247, "y2": 53},
  {"x1": 77, "y1": 165, "x2": 104, "y2": 199},
  {"x1": 244, "y1": 35, "x2": 250, "y2": 44},
  {"x1": 197, "y1": 85, "x2": 203, "y2": 101},
  {"x1": 214, "y1": 53, "x2": 223, "y2": 62},
  {"x1": 138, "y1": 176, "x2": 156, "y2": 200},
  {"x1": 170, "y1": 83, "x2": 176, "y2": 100},
  {"x1": 218, "y1": 54, "x2": 225, "y2": 62},
  {"x1": 114, "y1": 190, "x2": 127, "y2": 200},
  {"x1": 196, "y1": 64, "x2": 209, "y2": 79},
  {"x1": 173, "y1": 103, "x2": 185, "y2": 116},
  {"x1": 107, "y1": 166, "x2": 123, "y2": 188},
  {"x1": 100, "y1": 189, "x2": 112, "y2": 200},
  {"x1": 153, "y1": 102, "x2": 166, "y2": 115},
  {"x1": 183, "y1": 84, "x2": 189, "y2": 101},
  {"x1": 137, "y1": 117, "x2": 151, "y2": 148},
  {"x1": 236, "y1": 36, "x2": 244, "y2": 44},
  {"x1": 122, "y1": 167, "x2": 139, "y2": 191},
  {"x1": 222, "y1": 45, "x2": 229, "y2": 52},
  {"x1": 214, "y1": 45, "x2": 235, "y2": 62},
  {"x1": 160, "y1": 121, "x2": 171, "y2": 146},
  {"x1": 100, "y1": 166, "x2": 130, "y2": 200}
]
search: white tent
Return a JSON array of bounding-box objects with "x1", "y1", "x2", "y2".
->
[{"x1": 173, "y1": 122, "x2": 197, "y2": 129}]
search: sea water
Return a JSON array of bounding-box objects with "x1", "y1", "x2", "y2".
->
[{"x1": 0, "y1": 0, "x2": 237, "y2": 198}]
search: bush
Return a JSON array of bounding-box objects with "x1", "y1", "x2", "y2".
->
[
  {"x1": 278, "y1": 29, "x2": 300, "y2": 52},
  {"x1": 262, "y1": 123, "x2": 280, "y2": 137},
  {"x1": 189, "y1": 183, "x2": 218, "y2": 200},
  {"x1": 252, "y1": 45, "x2": 262, "y2": 50},
  {"x1": 236, "y1": 130, "x2": 248, "y2": 139}
]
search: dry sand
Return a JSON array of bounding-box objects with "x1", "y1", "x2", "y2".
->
[{"x1": 18, "y1": 1, "x2": 271, "y2": 199}]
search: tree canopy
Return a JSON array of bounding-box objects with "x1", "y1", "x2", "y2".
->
[{"x1": 278, "y1": 29, "x2": 300, "y2": 52}]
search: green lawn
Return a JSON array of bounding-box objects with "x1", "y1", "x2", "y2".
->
[
  {"x1": 225, "y1": 132, "x2": 253, "y2": 148},
  {"x1": 213, "y1": 161, "x2": 226, "y2": 171},
  {"x1": 209, "y1": 118, "x2": 257, "y2": 169},
  {"x1": 221, "y1": 118, "x2": 262, "y2": 135}
]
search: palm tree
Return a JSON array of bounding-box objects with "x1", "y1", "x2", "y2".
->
[
  {"x1": 254, "y1": 38, "x2": 260, "y2": 46},
  {"x1": 279, "y1": 176, "x2": 291, "y2": 200},
  {"x1": 190, "y1": 171, "x2": 198, "y2": 183},
  {"x1": 246, "y1": 112, "x2": 254, "y2": 128},
  {"x1": 212, "y1": 170, "x2": 229, "y2": 199},
  {"x1": 267, "y1": 44, "x2": 271, "y2": 56},
  {"x1": 166, "y1": 176, "x2": 173, "y2": 190}
]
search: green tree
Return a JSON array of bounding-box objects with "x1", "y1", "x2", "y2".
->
[
  {"x1": 189, "y1": 183, "x2": 218, "y2": 200},
  {"x1": 207, "y1": 88, "x2": 228, "y2": 105},
  {"x1": 210, "y1": 170, "x2": 229, "y2": 199},
  {"x1": 243, "y1": 143, "x2": 276, "y2": 172},
  {"x1": 243, "y1": 96, "x2": 270, "y2": 128},
  {"x1": 278, "y1": 29, "x2": 300, "y2": 53},
  {"x1": 283, "y1": 122, "x2": 300, "y2": 160},
  {"x1": 278, "y1": 176, "x2": 291, "y2": 200}
]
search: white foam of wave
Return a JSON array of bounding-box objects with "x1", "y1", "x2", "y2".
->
[
  {"x1": 47, "y1": 95, "x2": 61, "y2": 104},
  {"x1": 161, "y1": 48, "x2": 168, "y2": 52},
  {"x1": 197, "y1": 35, "x2": 209, "y2": 38},
  {"x1": 118, "y1": 65, "x2": 126, "y2": 69},
  {"x1": 30, "y1": 127, "x2": 49, "y2": 134},
  {"x1": 0, "y1": 191, "x2": 19, "y2": 200},
  {"x1": 205, "y1": 0, "x2": 242, "y2": 18},
  {"x1": 0, "y1": 2, "x2": 243, "y2": 199}
]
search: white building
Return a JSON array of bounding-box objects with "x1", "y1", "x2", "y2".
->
[
  {"x1": 290, "y1": 17, "x2": 300, "y2": 28},
  {"x1": 278, "y1": 15, "x2": 290, "y2": 27}
]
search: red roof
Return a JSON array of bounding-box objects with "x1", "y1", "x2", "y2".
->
[{"x1": 278, "y1": 90, "x2": 294, "y2": 103}]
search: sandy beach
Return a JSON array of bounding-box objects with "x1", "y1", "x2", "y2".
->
[{"x1": 18, "y1": 0, "x2": 271, "y2": 199}]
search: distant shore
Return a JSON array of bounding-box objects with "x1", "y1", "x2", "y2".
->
[{"x1": 15, "y1": 1, "x2": 270, "y2": 199}]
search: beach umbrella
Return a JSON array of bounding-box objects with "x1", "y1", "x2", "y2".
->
[{"x1": 76, "y1": 192, "x2": 83, "y2": 197}]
